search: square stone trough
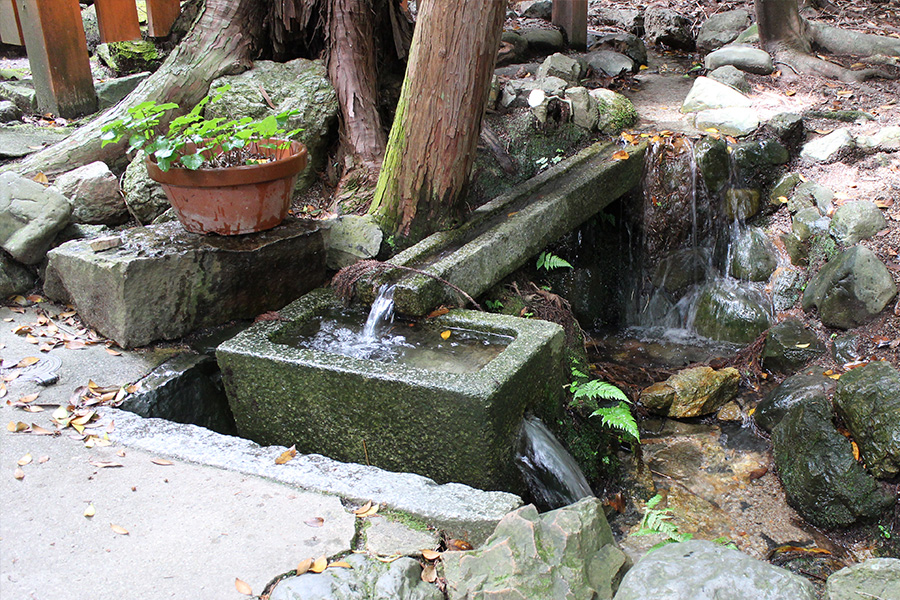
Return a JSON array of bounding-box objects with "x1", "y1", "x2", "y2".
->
[{"x1": 217, "y1": 289, "x2": 566, "y2": 494}]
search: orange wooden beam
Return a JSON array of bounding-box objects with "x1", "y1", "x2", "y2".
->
[
  {"x1": 552, "y1": 0, "x2": 588, "y2": 50},
  {"x1": 146, "y1": 0, "x2": 180, "y2": 37},
  {"x1": 94, "y1": 0, "x2": 142, "y2": 43},
  {"x1": 0, "y1": 0, "x2": 23, "y2": 45},
  {"x1": 16, "y1": 0, "x2": 97, "y2": 117}
]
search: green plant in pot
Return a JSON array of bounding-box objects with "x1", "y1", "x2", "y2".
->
[{"x1": 101, "y1": 85, "x2": 307, "y2": 235}]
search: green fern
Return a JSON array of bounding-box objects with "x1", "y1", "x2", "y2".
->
[
  {"x1": 536, "y1": 251, "x2": 573, "y2": 271},
  {"x1": 635, "y1": 494, "x2": 693, "y2": 551},
  {"x1": 569, "y1": 374, "x2": 639, "y2": 443},
  {"x1": 573, "y1": 379, "x2": 631, "y2": 403},
  {"x1": 591, "y1": 403, "x2": 640, "y2": 441}
]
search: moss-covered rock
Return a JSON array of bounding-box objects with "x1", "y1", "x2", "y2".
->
[
  {"x1": 639, "y1": 366, "x2": 739, "y2": 418},
  {"x1": 691, "y1": 281, "x2": 772, "y2": 343},
  {"x1": 96, "y1": 40, "x2": 162, "y2": 76}
]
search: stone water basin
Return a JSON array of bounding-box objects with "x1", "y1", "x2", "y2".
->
[{"x1": 217, "y1": 289, "x2": 566, "y2": 493}]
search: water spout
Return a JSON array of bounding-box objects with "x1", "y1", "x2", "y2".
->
[
  {"x1": 361, "y1": 284, "x2": 395, "y2": 342},
  {"x1": 516, "y1": 416, "x2": 593, "y2": 510}
]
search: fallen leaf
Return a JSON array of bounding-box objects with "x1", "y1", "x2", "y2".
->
[
  {"x1": 794, "y1": 343, "x2": 810, "y2": 348},
  {"x1": 22, "y1": 405, "x2": 44, "y2": 413},
  {"x1": 296, "y1": 558, "x2": 313, "y2": 575},
  {"x1": 356, "y1": 503, "x2": 379, "y2": 518},
  {"x1": 105, "y1": 347, "x2": 122, "y2": 356},
  {"x1": 16, "y1": 356, "x2": 40, "y2": 368},
  {"x1": 235, "y1": 578, "x2": 252, "y2": 595},
  {"x1": 110, "y1": 523, "x2": 129, "y2": 535},
  {"x1": 84, "y1": 503, "x2": 96, "y2": 517},
  {"x1": 785, "y1": 90, "x2": 796, "y2": 96},
  {"x1": 13, "y1": 467, "x2": 24, "y2": 480},
  {"x1": 7, "y1": 421, "x2": 29, "y2": 432},
  {"x1": 38, "y1": 455, "x2": 49, "y2": 463},
  {"x1": 275, "y1": 445, "x2": 297, "y2": 465},
  {"x1": 151, "y1": 458, "x2": 173, "y2": 466},
  {"x1": 304, "y1": 517, "x2": 325, "y2": 527},
  {"x1": 89, "y1": 460, "x2": 123, "y2": 469},
  {"x1": 440, "y1": 330, "x2": 452, "y2": 340},
  {"x1": 310, "y1": 555, "x2": 327, "y2": 573},
  {"x1": 353, "y1": 501, "x2": 373, "y2": 516},
  {"x1": 612, "y1": 149, "x2": 630, "y2": 161},
  {"x1": 852, "y1": 440, "x2": 860, "y2": 461},
  {"x1": 447, "y1": 539, "x2": 473, "y2": 551},
  {"x1": 17, "y1": 453, "x2": 32, "y2": 466},
  {"x1": 329, "y1": 561, "x2": 352, "y2": 569},
  {"x1": 422, "y1": 549, "x2": 442, "y2": 561},
  {"x1": 426, "y1": 306, "x2": 450, "y2": 319},
  {"x1": 17, "y1": 393, "x2": 39, "y2": 404},
  {"x1": 421, "y1": 563, "x2": 437, "y2": 583},
  {"x1": 32, "y1": 172, "x2": 49, "y2": 185},
  {"x1": 30, "y1": 424, "x2": 54, "y2": 435},
  {"x1": 748, "y1": 466, "x2": 768, "y2": 480}
]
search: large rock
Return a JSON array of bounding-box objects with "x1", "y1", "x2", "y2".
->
[
  {"x1": 588, "y1": 33, "x2": 648, "y2": 67},
  {"x1": 590, "y1": 88, "x2": 638, "y2": 133},
  {"x1": 324, "y1": 214, "x2": 383, "y2": 270},
  {"x1": 640, "y1": 366, "x2": 740, "y2": 418},
  {"x1": 830, "y1": 200, "x2": 887, "y2": 245},
  {"x1": 825, "y1": 558, "x2": 900, "y2": 600},
  {"x1": 442, "y1": 498, "x2": 630, "y2": 600},
  {"x1": 536, "y1": 53, "x2": 585, "y2": 84},
  {"x1": 644, "y1": 8, "x2": 695, "y2": 51},
  {"x1": 0, "y1": 251, "x2": 35, "y2": 296},
  {"x1": 761, "y1": 319, "x2": 826, "y2": 373},
  {"x1": 43, "y1": 219, "x2": 326, "y2": 348},
  {"x1": 0, "y1": 172, "x2": 72, "y2": 265},
  {"x1": 567, "y1": 86, "x2": 598, "y2": 130},
  {"x1": 728, "y1": 226, "x2": 777, "y2": 282},
  {"x1": 585, "y1": 50, "x2": 634, "y2": 77},
  {"x1": 802, "y1": 246, "x2": 897, "y2": 329},
  {"x1": 694, "y1": 136, "x2": 730, "y2": 193},
  {"x1": 122, "y1": 150, "x2": 171, "y2": 224},
  {"x1": 589, "y1": 8, "x2": 643, "y2": 36},
  {"x1": 729, "y1": 139, "x2": 789, "y2": 189},
  {"x1": 772, "y1": 396, "x2": 895, "y2": 528},
  {"x1": 792, "y1": 207, "x2": 830, "y2": 242},
  {"x1": 697, "y1": 10, "x2": 752, "y2": 52},
  {"x1": 801, "y1": 128, "x2": 855, "y2": 163},
  {"x1": 613, "y1": 540, "x2": 815, "y2": 600},
  {"x1": 205, "y1": 59, "x2": 339, "y2": 192},
  {"x1": 704, "y1": 45, "x2": 774, "y2": 75},
  {"x1": 0, "y1": 99, "x2": 20, "y2": 123},
  {"x1": 771, "y1": 265, "x2": 805, "y2": 312},
  {"x1": 682, "y1": 77, "x2": 752, "y2": 113},
  {"x1": 707, "y1": 65, "x2": 750, "y2": 93},
  {"x1": 755, "y1": 371, "x2": 835, "y2": 433},
  {"x1": 692, "y1": 281, "x2": 772, "y2": 343},
  {"x1": 270, "y1": 553, "x2": 441, "y2": 600},
  {"x1": 0, "y1": 124, "x2": 71, "y2": 159},
  {"x1": 856, "y1": 126, "x2": 900, "y2": 152},
  {"x1": 52, "y1": 161, "x2": 129, "y2": 226},
  {"x1": 95, "y1": 72, "x2": 150, "y2": 109},
  {"x1": 96, "y1": 40, "x2": 162, "y2": 76},
  {"x1": 694, "y1": 107, "x2": 759, "y2": 137},
  {"x1": 789, "y1": 181, "x2": 834, "y2": 214},
  {"x1": 833, "y1": 361, "x2": 900, "y2": 479},
  {"x1": 521, "y1": 29, "x2": 565, "y2": 54},
  {"x1": 501, "y1": 76, "x2": 567, "y2": 109}
]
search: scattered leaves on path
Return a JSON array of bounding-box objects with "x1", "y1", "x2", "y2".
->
[
  {"x1": 17, "y1": 453, "x2": 32, "y2": 466},
  {"x1": 275, "y1": 445, "x2": 297, "y2": 465},
  {"x1": 353, "y1": 501, "x2": 379, "y2": 518},
  {"x1": 235, "y1": 578, "x2": 252, "y2": 595},
  {"x1": 309, "y1": 556, "x2": 327, "y2": 573},
  {"x1": 304, "y1": 517, "x2": 324, "y2": 528},
  {"x1": 421, "y1": 549, "x2": 441, "y2": 561},
  {"x1": 13, "y1": 467, "x2": 24, "y2": 480},
  {"x1": 150, "y1": 458, "x2": 173, "y2": 466},
  {"x1": 84, "y1": 503, "x2": 96, "y2": 517},
  {"x1": 110, "y1": 524, "x2": 129, "y2": 535},
  {"x1": 296, "y1": 558, "x2": 313, "y2": 575}
]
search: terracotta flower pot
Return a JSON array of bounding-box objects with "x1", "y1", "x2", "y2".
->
[{"x1": 145, "y1": 140, "x2": 308, "y2": 235}]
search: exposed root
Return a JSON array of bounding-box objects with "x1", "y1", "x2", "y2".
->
[
  {"x1": 330, "y1": 259, "x2": 482, "y2": 311},
  {"x1": 512, "y1": 282, "x2": 584, "y2": 346}
]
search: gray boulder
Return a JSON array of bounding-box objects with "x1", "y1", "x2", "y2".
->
[
  {"x1": 761, "y1": 319, "x2": 826, "y2": 373},
  {"x1": 825, "y1": 558, "x2": 900, "y2": 600},
  {"x1": 692, "y1": 281, "x2": 772, "y2": 343},
  {"x1": 53, "y1": 161, "x2": 129, "y2": 226},
  {"x1": 0, "y1": 251, "x2": 35, "y2": 297},
  {"x1": 613, "y1": 540, "x2": 815, "y2": 600},
  {"x1": 729, "y1": 226, "x2": 776, "y2": 282},
  {"x1": 724, "y1": 188, "x2": 762, "y2": 222},
  {"x1": 567, "y1": 86, "x2": 598, "y2": 131},
  {"x1": 834, "y1": 361, "x2": 900, "y2": 479},
  {"x1": 707, "y1": 65, "x2": 750, "y2": 94},
  {"x1": 830, "y1": 200, "x2": 887, "y2": 245},
  {"x1": 682, "y1": 77, "x2": 752, "y2": 113},
  {"x1": 802, "y1": 246, "x2": 897, "y2": 329},
  {"x1": 270, "y1": 553, "x2": 441, "y2": 600},
  {"x1": 0, "y1": 99, "x2": 20, "y2": 122},
  {"x1": 651, "y1": 247, "x2": 713, "y2": 295},
  {"x1": 324, "y1": 214, "x2": 383, "y2": 270},
  {"x1": 694, "y1": 136, "x2": 730, "y2": 193},
  {"x1": 588, "y1": 33, "x2": 647, "y2": 67},
  {"x1": 590, "y1": 88, "x2": 637, "y2": 133},
  {"x1": 771, "y1": 265, "x2": 805, "y2": 312},
  {"x1": 801, "y1": 128, "x2": 855, "y2": 163},
  {"x1": 498, "y1": 31, "x2": 529, "y2": 67},
  {"x1": 704, "y1": 45, "x2": 774, "y2": 75},
  {"x1": 536, "y1": 53, "x2": 585, "y2": 85},
  {"x1": 96, "y1": 72, "x2": 150, "y2": 109},
  {"x1": 0, "y1": 80, "x2": 37, "y2": 113},
  {"x1": 765, "y1": 113, "x2": 805, "y2": 149},
  {"x1": 589, "y1": 8, "x2": 643, "y2": 35},
  {"x1": 755, "y1": 371, "x2": 835, "y2": 433},
  {"x1": 769, "y1": 172, "x2": 802, "y2": 206},
  {"x1": 640, "y1": 366, "x2": 740, "y2": 418},
  {"x1": 856, "y1": 126, "x2": 900, "y2": 152},
  {"x1": 792, "y1": 207, "x2": 830, "y2": 241},
  {"x1": 522, "y1": 0, "x2": 552, "y2": 20},
  {"x1": 0, "y1": 171, "x2": 72, "y2": 265},
  {"x1": 645, "y1": 8, "x2": 695, "y2": 51},
  {"x1": 521, "y1": 29, "x2": 565, "y2": 54},
  {"x1": 773, "y1": 396, "x2": 895, "y2": 528},
  {"x1": 788, "y1": 181, "x2": 834, "y2": 214},
  {"x1": 442, "y1": 498, "x2": 630, "y2": 600},
  {"x1": 585, "y1": 50, "x2": 634, "y2": 77},
  {"x1": 206, "y1": 59, "x2": 339, "y2": 192},
  {"x1": 96, "y1": 40, "x2": 162, "y2": 76},
  {"x1": 730, "y1": 139, "x2": 790, "y2": 188},
  {"x1": 697, "y1": 10, "x2": 752, "y2": 52},
  {"x1": 122, "y1": 150, "x2": 171, "y2": 224},
  {"x1": 501, "y1": 76, "x2": 567, "y2": 109},
  {"x1": 694, "y1": 107, "x2": 759, "y2": 137}
]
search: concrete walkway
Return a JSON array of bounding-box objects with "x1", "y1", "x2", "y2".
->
[{"x1": 0, "y1": 301, "x2": 520, "y2": 599}]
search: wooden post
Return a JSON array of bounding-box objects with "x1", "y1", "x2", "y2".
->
[
  {"x1": 0, "y1": 0, "x2": 23, "y2": 45},
  {"x1": 552, "y1": 0, "x2": 588, "y2": 50},
  {"x1": 94, "y1": 0, "x2": 141, "y2": 43},
  {"x1": 146, "y1": 0, "x2": 180, "y2": 37},
  {"x1": 15, "y1": 0, "x2": 98, "y2": 118}
]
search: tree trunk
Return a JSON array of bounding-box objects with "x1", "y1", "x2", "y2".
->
[
  {"x1": 4, "y1": 0, "x2": 265, "y2": 178},
  {"x1": 756, "y1": 0, "x2": 810, "y2": 54},
  {"x1": 368, "y1": 0, "x2": 505, "y2": 244}
]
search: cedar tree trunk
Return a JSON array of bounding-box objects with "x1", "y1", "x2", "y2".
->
[{"x1": 368, "y1": 0, "x2": 506, "y2": 244}]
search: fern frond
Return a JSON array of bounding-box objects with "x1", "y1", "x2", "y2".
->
[
  {"x1": 536, "y1": 251, "x2": 573, "y2": 271},
  {"x1": 574, "y1": 379, "x2": 630, "y2": 403},
  {"x1": 591, "y1": 402, "x2": 640, "y2": 442}
]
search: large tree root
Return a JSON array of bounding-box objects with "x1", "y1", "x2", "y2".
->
[{"x1": 2, "y1": 0, "x2": 263, "y2": 178}]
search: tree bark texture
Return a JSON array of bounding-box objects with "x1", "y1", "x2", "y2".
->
[
  {"x1": 368, "y1": 0, "x2": 506, "y2": 243},
  {"x1": 327, "y1": 0, "x2": 385, "y2": 166},
  {"x1": 756, "y1": 0, "x2": 810, "y2": 54},
  {"x1": 5, "y1": 0, "x2": 264, "y2": 177}
]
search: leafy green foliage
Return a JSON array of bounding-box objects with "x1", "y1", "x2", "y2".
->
[
  {"x1": 591, "y1": 403, "x2": 640, "y2": 441},
  {"x1": 485, "y1": 299, "x2": 504, "y2": 311},
  {"x1": 100, "y1": 85, "x2": 302, "y2": 171},
  {"x1": 635, "y1": 494, "x2": 693, "y2": 551},
  {"x1": 536, "y1": 251, "x2": 573, "y2": 271},
  {"x1": 568, "y1": 369, "x2": 639, "y2": 443}
]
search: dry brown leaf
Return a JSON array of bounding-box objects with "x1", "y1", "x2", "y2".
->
[
  {"x1": 357, "y1": 503, "x2": 379, "y2": 518},
  {"x1": 32, "y1": 172, "x2": 49, "y2": 185},
  {"x1": 13, "y1": 467, "x2": 25, "y2": 480},
  {"x1": 612, "y1": 149, "x2": 630, "y2": 161},
  {"x1": 275, "y1": 445, "x2": 297, "y2": 465},
  {"x1": 17, "y1": 453, "x2": 32, "y2": 466},
  {"x1": 22, "y1": 405, "x2": 44, "y2": 413},
  {"x1": 852, "y1": 440, "x2": 861, "y2": 461},
  {"x1": 329, "y1": 561, "x2": 352, "y2": 569},
  {"x1": 16, "y1": 356, "x2": 40, "y2": 368},
  {"x1": 89, "y1": 460, "x2": 123, "y2": 469},
  {"x1": 421, "y1": 564, "x2": 437, "y2": 583},
  {"x1": 296, "y1": 558, "x2": 313, "y2": 575},
  {"x1": 421, "y1": 549, "x2": 442, "y2": 561},
  {"x1": 84, "y1": 503, "x2": 96, "y2": 517},
  {"x1": 425, "y1": 306, "x2": 450, "y2": 319},
  {"x1": 38, "y1": 455, "x2": 49, "y2": 463},
  {"x1": 110, "y1": 523, "x2": 129, "y2": 535},
  {"x1": 151, "y1": 458, "x2": 173, "y2": 466},
  {"x1": 17, "y1": 393, "x2": 39, "y2": 404},
  {"x1": 310, "y1": 555, "x2": 327, "y2": 573},
  {"x1": 785, "y1": 90, "x2": 796, "y2": 96},
  {"x1": 235, "y1": 578, "x2": 252, "y2": 595},
  {"x1": 304, "y1": 517, "x2": 325, "y2": 527},
  {"x1": 30, "y1": 424, "x2": 54, "y2": 435},
  {"x1": 447, "y1": 539, "x2": 473, "y2": 551},
  {"x1": 440, "y1": 330, "x2": 452, "y2": 340},
  {"x1": 353, "y1": 501, "x2": 373, "y2": 516},
  {"x1": 105, "y1": 347, "x2": 122, "y2": 356},
  {"x1": 7, "y1": 421, "x2": 29, "y2": 432}
]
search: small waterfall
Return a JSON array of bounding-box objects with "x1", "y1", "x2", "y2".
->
[
  {"x1": 360, "y1": 284, "x2": 395, "y2": 342},
  {"x1": 516, "y1": 416, "x2": 593, "y2": 510}
]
